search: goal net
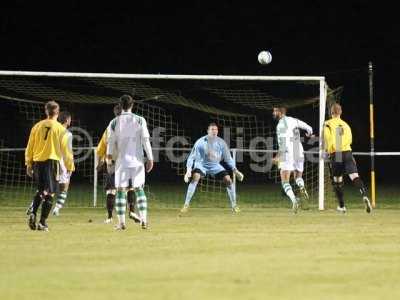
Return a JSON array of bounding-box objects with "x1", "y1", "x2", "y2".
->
[{"x1": 0, "y1": 72, "x2": 338, "y2": 210}]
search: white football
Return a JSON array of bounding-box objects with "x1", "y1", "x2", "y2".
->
[{"x1": 258, "y1": 51, "x2": 272, "y2": 65}]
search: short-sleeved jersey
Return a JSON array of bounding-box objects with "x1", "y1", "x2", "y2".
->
[
  {"x1": 324, "y1": 117, "x2": 352, "y2": 154},
  {"x1": 25, "y1": 119, "x2": 75, "y2": 171},
  {"x1": 59, "y1": 130, "x2": 73, "y2": 172},
  {"x1": 276, "y1": 116, "x2": 313, "y2": 156},
  {"x1": 107, "y1": 112, "x2": 152, "y2": 168},
  {"x1": 186, "y1": 135, "x2": 235, "y2": 170}
]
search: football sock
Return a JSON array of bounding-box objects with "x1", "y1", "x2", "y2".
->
[
  {"x1": 333, "y1": 182, "x2": 345, "y2": 208},
  {"x1": 55, "y1": 191, "x2": 67, "y2": 209},
  {"x1": 282, "y1": 182, "x2": 296, "y2": 204},
  {"x1": 352, "y1": 177, "x2": 367, "y2": 197},
  {"x1": 40, "y1": 194, "x2": 53, "y2": 224},
  {"x1": 115, "y1": 191, "x2": 126, "y2": 225},
  {"x1": 226, "y1": 184, "x2": 237, "y2": 208},
  {"x1": 127, "y1": 190, "x2": 135, "y2": 213},
  {"x1": 295, "y1": 177, "x2": 305, "y2": 189},
  {"x1": 135, "y1": 188, "x2": 148, "y2": 223},
  {"x1": 106, "y1": 193, "x2": 115, "y2": 219},
  {"x1": 184, "y1": 181, "x2": 198, "y2": 206},
  {"x1": 31, "y1": 191, "x2": 43, "y2": 215}
]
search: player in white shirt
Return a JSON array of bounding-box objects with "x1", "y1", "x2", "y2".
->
[
  {"x1": 272, "y1": 106, "x2": 313, "y2": 213},
  {"x1": 96, "y1": 104, "x2": 141, "y2": 224},
  {"x1": 52, "y1": 111, "x2": 73, "y2": 216},
  {"x1": 26, "y1": 111, "x2": 74, "y2": 217},
  {"x1": 106, "y1": 95, "x2": 154, "y2": 230}
]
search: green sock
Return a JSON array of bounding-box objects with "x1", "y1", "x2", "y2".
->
[
  {"x1": 115, "y1": 190, "x2": 127, "y2": 225},
  {"x1": 282, "y1": 182, "x2": 296, "y2": 204},
  {"x1": 56, "y1": 191, "x2": 67, "y2": 209},
  {"x1": 134, "y1": 188, "x2": 147, "y2": 223}
]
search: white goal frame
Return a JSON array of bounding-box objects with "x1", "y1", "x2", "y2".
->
[{"x1": 0, "y1": 70, "x2": 327, "y2": 209}]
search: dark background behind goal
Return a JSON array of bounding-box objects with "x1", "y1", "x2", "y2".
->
[{"x1": 0, "y1": 1, "x2": 399, "y2": 186}]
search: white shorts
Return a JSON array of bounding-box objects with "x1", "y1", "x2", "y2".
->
[
  {"x1": 59, "y1": 159, "x2": 71, "y2": 184},
  {"x1": 115, "y1": 164, "x2": 145, "y2": 189},
  {"x1": 278, "y1": 154, "x2": 304, "y2": 172}
]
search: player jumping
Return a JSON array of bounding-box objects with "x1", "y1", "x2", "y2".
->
[
  {"x1": 324, "y1": 103, "x2": 372, "y2": 213},
  {"x1": 106, "y1": 95, "x2": 154, "y2": 230},
  {"x1": 180, "y1": 123, "x2": 244, "y2": 214},
  {"x1": 272, "y1": 106, "x2": 313, "y2": 213}
]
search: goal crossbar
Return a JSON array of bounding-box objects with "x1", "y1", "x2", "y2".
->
[{"x1": 0, "y1": 70, "x2": 324, "y2": 81}]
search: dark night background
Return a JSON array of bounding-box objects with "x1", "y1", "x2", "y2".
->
[{"x1": 0, "y1": 1, "x2": 399, "y2": 183}]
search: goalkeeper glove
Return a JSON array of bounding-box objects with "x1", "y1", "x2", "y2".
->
[
  {"x1": 184, "y1": 169, "x2": 192, "y2": 183},
  {"x1": 233, "y1": 169, "x2": 244, "y2": 182},
  {"x1": 323, "y1": 152, "x2": 330, "y2": 160}
]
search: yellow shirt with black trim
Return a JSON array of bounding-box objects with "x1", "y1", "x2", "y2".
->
[
  {"x1": 25, "y1": 119, "x2": 75, "y2": 171},
  {"x1": 323, "y1": 117, "x2": 352, "y2": 154},
  {"x1": 96, "y1": 129, "x2": 107, "y2": 161}
]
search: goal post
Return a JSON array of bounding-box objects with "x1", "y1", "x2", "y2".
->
[
  {"x1": 319, "y1": 80, "x2": 327, "y2": 210},
  {"x1": 0, "y1": 70, "x2": 328, "y2": 209}
]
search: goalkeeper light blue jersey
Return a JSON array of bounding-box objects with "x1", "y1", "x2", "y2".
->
[{"x1": 186, "y1": 135, "x2": 235, "y2": 171}]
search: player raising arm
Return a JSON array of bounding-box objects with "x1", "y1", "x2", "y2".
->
[
  {"x1": 272, "y1": 106, "x2": 313, "y2": 213},
  {"x1": 25, "y1": 101, "x2": 74, "y2": 231},
  {"x1": 324, "y1": 103, "x2": 372, "y2": 213},
  {"x1": 180, "y1": 123, "x2": 244, "y2": 214},
  {"x1": 106, "y1": 95, "x2": 153, "y2": 230}
]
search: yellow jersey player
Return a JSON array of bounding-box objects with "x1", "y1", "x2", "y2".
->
[
  {"x1": 25, "y1": 101, "x2": 75, "y2": 231},
  {"x1": 324, "y1": 103, "x2": 372, "y2": 213}
]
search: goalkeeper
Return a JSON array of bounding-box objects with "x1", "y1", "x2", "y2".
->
[{"x1": 180, "y1": 123, "x2": 244, "y2": 214}]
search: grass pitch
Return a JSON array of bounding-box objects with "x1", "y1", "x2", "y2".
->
[{"x1": 1, "y1": 207, "x2": 400, "y2": 300}]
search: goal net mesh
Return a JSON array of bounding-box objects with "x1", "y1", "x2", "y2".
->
[{"x1": 0, "y1": 75, "x2": 339, "y2": 209}]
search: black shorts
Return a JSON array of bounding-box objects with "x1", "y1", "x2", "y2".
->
[
  {"x1": 33, "y1": 159, "x2": 59, "y2": 194},
  {"x1": 103, "y1": 166, "x2": 132, "y2": 191},
  {"x1": 104, "y1": 172, "x2": 115, "y2": 191},
  {"x1": 330, "y1": 151, "x2": 358, "y2": 177},
  {"x1": 192, "y1": 168, "x2": 232, "y2": 180}
]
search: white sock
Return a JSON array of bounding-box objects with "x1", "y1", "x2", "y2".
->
[
  {"x1": 282, "y1": 182, "x2": 296, "y2": 204},
  {"x1": 184, "y1": 181, "x2": 198, "y2": 206},
  {"x1": 226, "y1": 184, "x2": 237, "y2": 208},
  {"x1": 295, "y1": 177, "x2": 305, "y2": 188}
]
